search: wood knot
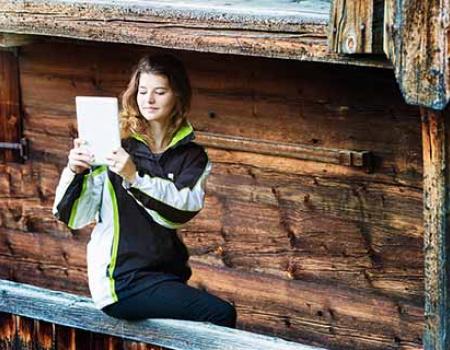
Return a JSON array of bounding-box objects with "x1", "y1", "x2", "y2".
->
[
  {"x1": 286, "y1": 260, "x2": 296, "y2": 279},
  {"x1": 345, "y1": 34, "x2": 357, "y2": 54},
  {"x1": 214, "y1": 246, "x2": 224, "y2": 256}
]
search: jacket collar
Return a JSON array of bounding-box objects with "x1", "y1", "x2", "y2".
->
[{"x1": 131, "y1": 122, "x2": 194, "y2": 153}]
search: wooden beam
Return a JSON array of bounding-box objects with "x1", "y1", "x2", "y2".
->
[
  {"x1": 0, "y1": 279, "x2": 327, "y2": 350},
  {"x1": 196, "y1": 131, "x2": 374, "y2": 171},
  {"x1": 384, "y1": 0, "x2": 450, "y2": 110},
  {"x1": 0, "y1": 33, "x2": 35, "y2": 47},
  {"x1": 421, "y1": 108, "x2": 450, "y2": 350},
  {"x1": 0, "y1": 0, "x2": 390, "y2": 68},
  {"x1": 329, "y1": 0, "x2": 384, "y2": 54}
]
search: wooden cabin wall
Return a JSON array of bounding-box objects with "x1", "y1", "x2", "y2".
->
[{"x1": 0, "y1": 38, "x2": 423, "y2": 350}]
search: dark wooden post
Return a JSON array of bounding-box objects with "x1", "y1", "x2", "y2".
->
[
  {"x1": 421, "y1": 108, "x2": 450, "y2": 350},
  {"x1": 0, "y1": 48, "x2": 23, "y2": 162}
]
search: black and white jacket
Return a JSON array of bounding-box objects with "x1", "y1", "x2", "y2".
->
[{"x1": 53, "y1": 124, "x2": 212, "y2": 309}]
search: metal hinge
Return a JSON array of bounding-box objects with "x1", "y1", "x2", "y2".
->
[{"x1": 0, "y1": 138, "x2": 29, "y2": 161}]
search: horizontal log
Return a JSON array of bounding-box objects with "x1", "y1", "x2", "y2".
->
[
  {"x1": 196, "y1": 131, "x2": 373, "y2": 170},
  {"x1": 189, "y1": 262, "x2": 423, "y2": 350},
  {"x1": 3, "y1": 37, "x2": 426, "y2": 350},
  {"x1": 0, "y1": 255, "x2": 89, "y2": 295},
  {"x1": 0, "y1": 244, "x2": 422, "y2": 350},
  {"x1": 0, "y1": 154, "x2": 423, "y2": 298},
  {"x1": 17, "y1": 41, "x2": 422, "y2": 186},
  {"x1": 0, "y1": 0, "x2": 391, "y2": 68},
  {"x1": 0, "y1": 218, "x2": 423, "y2": 299},
  {"x1": 0, "y1": 279, "x2": 326, "y2": 350},
  {"x1": 0, "y1": 33, "x2": 35, "y2": 47},
  {"x1": 25, "y1": 118, "x2": 374, "y2": 170}
]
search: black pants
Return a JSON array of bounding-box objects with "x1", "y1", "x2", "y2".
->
[{"x1": 102, "y1": 280, "x2": 237, "y2": 328}]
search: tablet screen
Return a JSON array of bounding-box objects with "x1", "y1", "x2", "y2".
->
[{"x1": 75, "y1": 96, "x2": 121, "y2": 166}]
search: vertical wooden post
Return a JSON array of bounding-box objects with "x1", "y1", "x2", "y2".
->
[
  {"x1": 0, "y1": 49, "x2": 22, "y2": 162},
  {"x1": 329, "y1": 0, "x2": 384, "y2": 54},
  {"x1": 0, "y1": 313, "x2": 15, "y2": 349},
  {"x1": 421, "y1": 107, "x2": 450, "y2": 350},
  {"x1": 35, "y1": 320, "x2": 55, "y2": 350},
  {"x1": 383, "y1": 0, "x2": 450, "y2": 109},
  {"x1": 16, "y1": 316, "x2": 34, "y2": 349},
  {"x1": 55, "y1": 325, "x2": 76, "y2": 350}
]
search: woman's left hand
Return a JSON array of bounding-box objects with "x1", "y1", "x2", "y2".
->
[{"x1": 106, "y1": 147, "x2": 137, "y2": 183}]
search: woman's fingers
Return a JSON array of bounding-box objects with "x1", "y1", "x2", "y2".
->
[
  {"x1": 73, "y1": 138, "x2": 85, "y2": 148},
  {"x1": 69, "y1": 149, "x2": 93, "y2": 162},
  {"x1": 68, "y1": 139, "x2": 94, "y2": 173},
  {"x1": 69, "y1": 159, "x2": 91, "y2": 168}
]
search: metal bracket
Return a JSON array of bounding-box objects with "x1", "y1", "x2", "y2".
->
[{"x1": 0, "y1": 138, "x2": 29, "y2": 161}]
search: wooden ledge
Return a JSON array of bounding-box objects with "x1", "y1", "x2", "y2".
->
[
  {"x1": 0, "y1": 279, "x2": 326, "y2": 350},
  {"x1": 0, "y1": 0, "x2": 390, "y2": 68},
  {"x1": 196, "y1": 131, "x2": 374, "y2": 171}
]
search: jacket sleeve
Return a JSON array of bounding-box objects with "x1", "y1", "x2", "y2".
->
[
  {"x1": 122, "y1": 147, "x2": 212, "y2": 229},
  {"x1": 52, "y1": 165, "x2": 106, "y2": 229}
]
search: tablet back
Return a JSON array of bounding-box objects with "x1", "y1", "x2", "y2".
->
[{"x1": 75, "y1": 96, "x2": 121, "y2": 166}]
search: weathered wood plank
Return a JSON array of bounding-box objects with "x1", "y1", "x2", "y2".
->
[
  {"x1": 0, "y1": 154, "x2": 425, "y2": 299},
  {"x1": 55, "y1": 325, "x2": 75, "y2": 350},
  {"x1": 1, "y1": 37, "x2": 426, "y2": 350},
  {"x1": 196, "y1": 131, "x2": 373, "y2": 170},
  {"x1": 384, "y1": 0, "x2": 450, "y2": 110},
  {"x1": 35, "y1": 320, "x2": 55, "y2": 350},
  {"x1": 122, "y1": 340, "x2": 167, "y2": 350},
  {"x1": 24, "y1": 115, "x2": 374, "y2": 170},
  {"x1": 421, "y1": 108, "x2": 450, "y2": 350},
  {"x1": 189, "y1": 263, "x2": 423, "y2": 350},
  {"x1": 16, "y1": 316, "x2": 33, "y2": 350},
  {"x1": 0, "y1": 49, "x2": 22, "y2": 162},
  {"x1": 329, "y1": 0, "x2": 383, "y2": 54},
  {"x1": 17, "y1": 41, "x2": 420, "y2": 184},
  {"x1": 383, "y1": 0, "x2": 395, "y2": 61},
  {"x1": 0, "y1": 0, "x2": 391, "y2": 68},
  {"x1": 0, "y1": 247, "x2": 423, "y2": 349},
  {"x1": 0, "y1": 279, "x2": 326, "y2": 350},
  {"x1": 0, "y1": 217, "x2": 424, "y2": 300},
  {"x1": 0, "y1": 33, "x2": 35, "y2": 47},
  {"x1": 0, "y1": 313, "x2": 15, "y2": 350}
]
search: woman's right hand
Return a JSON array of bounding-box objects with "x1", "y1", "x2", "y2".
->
[{"x1": 68, "y1": 138, "x2": 95, "y2": 174}]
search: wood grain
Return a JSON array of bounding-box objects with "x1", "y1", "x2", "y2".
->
[
  {"x1": 421, "y1": 108, "x2": 450, "y2": 350},
  {"x1": 329, "y1": 0, "x2": 380, "y2": 54},
  {"x1": 0, "y1": 279, "x2": 327, "y2": 350},
  {"x1": 0, "y1": 39, "x2": 426, "y2": 349},
  {"x1": 0, "y1": 50, "x2": 22, "y2": 162},
  {"x1": 385, "y1": 0, "x2": 450, "y2": 110},
  {"x1": 0, "y1": 0, "x2": 391, "y2": 68}
]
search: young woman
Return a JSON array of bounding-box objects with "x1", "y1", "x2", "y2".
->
[{"x1": 53, "y1": 54, "x2": 236, "y2": 328}]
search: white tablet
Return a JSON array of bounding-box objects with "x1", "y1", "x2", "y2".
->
[{"x1": 75, "y1": 96, "x2": 121, "y2": 166}]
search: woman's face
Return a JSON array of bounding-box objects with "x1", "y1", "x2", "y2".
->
[{"x1": 136, "y1": 72, "x2": 177, "y2": 123}]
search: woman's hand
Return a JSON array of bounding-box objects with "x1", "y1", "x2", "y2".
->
[
  {"x1": 106, "y1": 147, "x2": 137, "y2": 183},
  {"x1": 68, "y1": 138, "x2": 95, "y2": 174}
]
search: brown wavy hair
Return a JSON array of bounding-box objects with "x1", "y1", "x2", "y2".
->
[{"x1": 120, "y1": 54, "x2": 192, "y2": 148}]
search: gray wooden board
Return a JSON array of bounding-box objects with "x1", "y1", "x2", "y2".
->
[
  {"x1": 0, "y1": 0, "x2": 391, "y2": 68},
  {"x1": 0, "y1": 279, "x2": 327, "y2": 350},
  {"x1": 57, "y1": 0, "x2": 331, "y2": 20}
]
